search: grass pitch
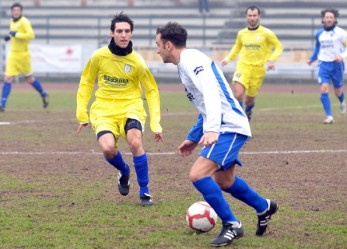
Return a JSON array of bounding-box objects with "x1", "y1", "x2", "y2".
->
[{"x1": 0, "y1": 84, "x2": 346, "y2": 248}]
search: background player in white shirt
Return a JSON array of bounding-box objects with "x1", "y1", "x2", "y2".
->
[
  {"x1": 156, "y1": 22, "x2": 278, "y2": 247},
  {"x1": 308, "y1": 8, "x2": 347, "y2": 124}
]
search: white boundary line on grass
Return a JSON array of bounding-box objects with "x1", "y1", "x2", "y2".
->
[{"x1": 0, "y1": 149, "x2": 346, "y2": 156}]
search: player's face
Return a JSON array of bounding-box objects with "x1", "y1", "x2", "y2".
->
[
  {"x1": 156, "y1": 33, "x2": 172, "y2": 64},
  {"x1": 322, "y1": 12, "x2": 336, "y2": 28},
  {"x1": 11, "y1": 7, "x2": 22, "y2": 19},
  {"x1": 246, "y1": 9, "x2": 260, "y2": 28},
  {"x1": 111, "y1": 22, "x2": 132, "y2": 48}
]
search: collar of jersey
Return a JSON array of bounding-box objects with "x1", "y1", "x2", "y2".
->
[
  {"x1": 323, "y1": 25, "x2": 336, "y2": 31},
  {"x1": 12, "y1": 15, "x2": 22, "y2": 22},
  {"x1": 108, "y1": 39, "x2": 133, "y2": 56},
  {"x1": 247, "y1": 25, "x2": 260, "y2": 31}
]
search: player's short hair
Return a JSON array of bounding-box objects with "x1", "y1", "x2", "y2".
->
[
  {"x1": 156, "y1": 22, "x2": 187, "y2": 48},
  {"x1": 110, "y1": 12, "x2": 134, "y2": 32},
  {"x1": 246, "y1": 5, "x2": 261, "y2": 15},
  {"x1": 11, "y1": 3, "x2": 23, "y2": 10},
  {"x1": 321, "y1": 8, "x2": 339, "y2": 24}
]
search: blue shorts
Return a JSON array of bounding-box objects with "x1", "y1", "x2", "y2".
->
[
  {"x1": 200, "y1": 132, "x2": 249, "y2": 171},
  {"x1": 317, "y1": 61, "x2": 345, "y2": 88}
]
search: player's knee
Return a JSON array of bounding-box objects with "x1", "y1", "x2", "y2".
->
[
  {"x1": 4, "y1": 76, "x2": 14, "y2": 83},
  {"x1": 102, "y1": 146, "x2": 117, "y2": 159},
  {"x1": 128, "y1": 138, "x2": 142, "y2": 154}
]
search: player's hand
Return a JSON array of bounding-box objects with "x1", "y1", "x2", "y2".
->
[
  {"x1": 335, "y1": 55, "x2": 343, "y2": 63},
  {"x1": 266, "y1": 60, "x2": 275, "y2": 71},
  {"x1": 199, "y1": 132, "x2": 219, "y2": 147},
  {"x1": 4, "y1": 35, "x2": 10, "y2": 42},
  {"x1": 307, "y1": 60, "x2": 312, "y2": 66},
  {"x1": 76, "y1": 122, "x2": 91, "y2": 134},
  {"x1": 220, "y1": 59, "x2": 229, "y2": 67},
  {"x1": 9, "y1": 31, "x2": 17, "y2": 37},
  {"x1": 177, "y1": 140, "x2": 198, "y2": 157},
  {"x1": 154, "y1": 132, "x2": 163, "y2": 142}
]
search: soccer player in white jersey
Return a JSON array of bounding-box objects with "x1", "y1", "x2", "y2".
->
[
  {"x1": 156, "y1": 22, "x2": 278, "y2": 247},
  {"x1": 308, "y1": 9, "x2": 347, "y2": 124}
]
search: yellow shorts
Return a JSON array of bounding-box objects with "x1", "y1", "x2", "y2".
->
[
  {"x1": 90, "y1": 98, "x2": 147, "y2": 141},
  {"x1": 232, "y1": 64, "x2": 265, "y2": 97},
  {"x1": 5, "y1": 51, "x2": 32, "y2": 77}
]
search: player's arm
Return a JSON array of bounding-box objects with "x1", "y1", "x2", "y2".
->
[
  {"x1": 308, "y1": 31, "x2": 321, "y2": 65},
  {"x1": 221, "y1": 32, "x2": 242, "y2": 66},
  {"x1": 178, "y1": 114, "x2": 203, "y2": 156},
  {"x1": 267, "y1": 31, "x2": 283, "y2": 62},
  {"x1": 140, "y1": 64, "x2": 163, "y2": 137},
  {"x1": 76, "y1": 56, "x2": 98, "y2": 125},
  {"x1": 12, "y1": 18, "x2": 35, "y2": 40},
  {"x1": 336, "y1": 35, "x2": 347, "y2": 62}
]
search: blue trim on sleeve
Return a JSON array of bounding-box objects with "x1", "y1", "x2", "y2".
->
[
  {"x1": 187, "y1": 114, "x2": 204, "y2": 142},
  {"x1": 310, "y1": 28, "x2": 324, "y2": 62},
  {"x1": 211, "y1": 61, "x2": 245, "y2": 117}
]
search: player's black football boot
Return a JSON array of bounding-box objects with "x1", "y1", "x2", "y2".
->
[{"x1": 256, "y1": 199, "x2": 279, "y2": 236}]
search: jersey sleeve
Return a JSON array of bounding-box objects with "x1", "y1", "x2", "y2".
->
[
  {"x1": 76, "y1": 54, "x2": 98, "y2": 123},
  {"x1": 139, "y1": 59, "x2": 162, "y2": 133},
  {"x1": 309, "y1": 30, "x2": 321, "y2": 62},
  {"x1": 225, "y1": 31, "x2": 242, "y2": 61},
  {"x1": 187, "y1": 114, "x2": 204, "y2": 142},
  {"x1": 15, "y1": 18, "x2": 35, "y2": 40},
  {"x1": 267, "y1": 30, "x2": 283, "y2": 62},
  {"x1": 183, "y1": 53, "x2": 222, "y2": 133}
]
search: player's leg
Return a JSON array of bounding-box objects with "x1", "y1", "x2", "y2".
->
[
  {"x1": 196, "y1": 133, "x2": 250, "y2": 246},
  {"x1": 125, "y1": 118, "x2": 153, "y2": 206},
  {"x1": 244, "y1": 68, "x2": 264, "y2": 121},
  {"x1": 1, "y1": 75, "x2": 14, "y2": 112},
  {"x1": 1, "y1": 52, "x2": 18, "y2": 111},
  {"x1": 25, "y1": 75, "x2": 49, "y2": 108},
  {"x1": 21, "y1": 52, "x2": 49, "y2": 108},
  {"x1": 331, "y1": 62, "x2": 345, "y2": 114},
  {"x1": 320, "y1": 83, "x2": 333, "y2": 123},
  {"x1": 318, "y1": 62, "x2": 334, "y2": 123},
  {"x1": 190, "y1": 157, "x2": 243, "y2": 246},
  {"x1": 98, "y1": 131, "x2": 131, "y2": 196}
]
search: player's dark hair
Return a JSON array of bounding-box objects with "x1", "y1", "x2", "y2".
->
[
  {"x1": 246, "y1": 5, "x2": 261, "y2": 15},
  {"x1": 110, "y1": 12, "x2": 134, "y2": 32},
  {"x1": 156, "y1": 22, "x2": 187, "y2": 48},
  {"x1": 11, "y1": 3, "x2": 23, "y2": 10},
  {"x1": 321, "y1": 8, "x2": 339, "y2": 24}
]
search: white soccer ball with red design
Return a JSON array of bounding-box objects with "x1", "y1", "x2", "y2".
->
[{"x1": 186, "y1": 201, "x2": 218, "y2": 232}]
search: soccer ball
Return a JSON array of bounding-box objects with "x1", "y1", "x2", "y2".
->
[{"x1": 186, "y1": 201, "x2": 218, "y2": 233}]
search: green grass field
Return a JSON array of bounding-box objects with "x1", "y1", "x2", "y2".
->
[{"x1": 0, "y1": 85, "x2": 346, "y2": 249}]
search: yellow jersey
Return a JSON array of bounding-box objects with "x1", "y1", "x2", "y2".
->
[
  {"x1": 8, "y1": 16, "x2": 35, "y2": 52},
  {"x1": 76, "y1": 46, "x2": 162, "y2": 133},
  {"x1": 225, "y1": 25, "x2": 283, "y2": 67}
]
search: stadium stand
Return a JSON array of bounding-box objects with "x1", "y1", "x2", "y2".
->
[{"x1": 0, "y1": 0, "x2": 346, "y2": 83}]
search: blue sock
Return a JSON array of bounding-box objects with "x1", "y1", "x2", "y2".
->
[
  {"x1": 134, "y1": 153, "x2": 150, "y2": 197},
  {"x1": 320, "y1": 93, "x2": 332, "y2": 116},
  {"x1": 245, "y1": 103, "x2": 255, "y2": 113},
  {"x1": 105, "y1": 151, "x2": 130, "y2": 176},
  {"x1": 338, "y1": 92, "x2": 345, "y2": 103},
  {"x1": 1, "y1": 82, "x2": 12, "y2": 108},
  {"x1": 31, "y1": 79, "x2": 47, "y2": 98},
  {"x1": 223, "y1": 176, "x2": 267, "y2": 213},
  {"x1": 193, "y1": 176, "x2": 238, "y2": 223}
]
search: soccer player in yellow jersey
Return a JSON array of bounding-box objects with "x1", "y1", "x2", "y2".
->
[
  {"x1": 0, "y1": 3, "x2": 48, "y2": 112},
  {"x1": 76, "y1": 12, "x2": 163, "y2": 206},
  {"x1": 221, "y1": 6, "x2": 283, "y2": 120}
]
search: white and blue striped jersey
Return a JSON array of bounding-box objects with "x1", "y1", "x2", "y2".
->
[
  {"x1": 177, "y1": 49, "x2": 251, "y2": 140},
  {"x1": 309, "y1": 26, "x2": 347, "y2": 62}
]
